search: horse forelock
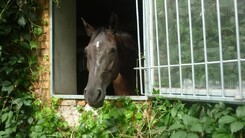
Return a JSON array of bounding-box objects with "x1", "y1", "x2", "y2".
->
[
  {"x1": 90, "y1": 28, "x2": 107, "y2": 42},
  {"x1": 90, "y1": 28, "x2": 136, "y2": 54}
]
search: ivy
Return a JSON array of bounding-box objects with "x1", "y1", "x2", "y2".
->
[
  {"x1": 0, "y1": 0, "x2": 35, "y2": 136},
  {"x1": 0, "y1": 0, "x2": 70, "y2": 137}
]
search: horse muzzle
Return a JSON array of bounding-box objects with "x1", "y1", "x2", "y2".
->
[{"x1": 84, "y1": 87, "x2": 106, "y2": 108}]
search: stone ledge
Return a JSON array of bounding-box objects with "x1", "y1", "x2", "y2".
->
[{"x1": 59, "y1": 100, "x2": 77, "y2": 106}]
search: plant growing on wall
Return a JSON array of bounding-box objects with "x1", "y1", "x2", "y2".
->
[
  {"x1": 0, "y1": 0, "x2": 70, "y2": 137},
  {"x1": 0, "y1": 0, "x2": 40, "y2": 136}
]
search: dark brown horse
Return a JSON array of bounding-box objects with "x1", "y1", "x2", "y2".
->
[{"x1": 82, "y1": 16, "x2": 137, "y2": 108}]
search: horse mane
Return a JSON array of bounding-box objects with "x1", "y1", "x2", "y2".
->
[{"x1": 115, "y1": 31, "x2": 137, "y2": 53}]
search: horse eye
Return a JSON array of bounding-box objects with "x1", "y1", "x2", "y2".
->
[{"x1": 109, "y1": 47, "x2": 117, "y2": 54}]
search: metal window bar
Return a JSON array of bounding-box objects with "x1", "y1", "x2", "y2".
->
[
  {"x1": 154, "y1": 0, "x2": 162, "y2": 94},
  {"x1": 234, "y1": 0, "x2": 243, "y2": 99},
  {"x1": 138, "y1": 59, "x2": 245, "y2": 69},
  {"x1": 175, "y1": 0, "x2": 183, "y2": 95},
  {"x1": 139, "y1": 0, "x2": 245, "y2": 103},
  {"x1": 164, "y1": 0, "x2": 172, "y2": 94},
  {"x1": 135, "y1": 0, "x2": 144, "y2": 95},
  {"x1": 143, "y1": 0, "x2": 151, "y2": 94},
  {"x1": 216, "y1": 0, "x2": 225, "y2": 97},
  {"x1": 201, "y1": 0, "x2": 209, "y2": 97},
  {"x1": 187, "y1": 0, "x2": 196, "y2": 95},
  {"x1": 143, "y1": 0, "x2": 153, "y2": 94}
]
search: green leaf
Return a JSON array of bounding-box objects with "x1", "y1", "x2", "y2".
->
[
  {"x1": 230, "y1": 121, "x2": 244, "y2": 133},
  {"x1": 182, "y1": 115, "x2": 198, "y2": 126},
  {"x1": 152, "y1": 88, "x2": 160, "y2": 94},
  {"x1": 8, "y1": 111, "x2": 13, "y2": 120},
  {"x1": 30, "y1": 41, "x2": 38, "y2": 49},
  {"x1": 188, "y1": 104, "x2": 201, "y2": 116},
  {"x1": 0, "y1": 131, "x2": 6, "y2": 136},
  {"x1": 34, "y1": 126, "x2": 43, "y2": 132},
  {"x1": 1, "y1": 84, "x2": 14, "y2": 94},
  {"x1": 24, "y1": 100, "x2": 31, "y2": 106},
  {"x1": 18, "y1": 16, "x2": 26, "y2": 27},
  {"x1": 187, "y1": 133, "x2": 199, "y2": 138},
  {"x1": 236, "y1": 105, "x2": 245, "y2": 118},
  {"x1": 2, "y1": 80, "x2": 11, "y2": 87},
  {"x1": 212, "y1": 133, "x2": 233, "y2": 138},
  {"x1": 190, "y1": 123, "x2": 203, "y2": 132},
  {"x1": 13, "y1": 98, "x2": 24, "y2": 110},
  {"x1": 171, "y1": 108, "x2": 178, "y2": 117},
  {"x1": 40, "y1": 135, "x2": 47, "y2": 138},
  {"x1": 135, "y1": 112, "x2": 143, "y2": 119},
  {"x1": 2, "y1": 113, "x2": 8, "y2": 122},
  {"x1": 218, "y1": 116, "x2": 236, "y2": 124},
  {"x1": 37, "y1": 119, "x2": 45, "y2": 125},
  {"x1": 2, "y1": 81, "x2": 14, "y2": 93},
  {"x1": 164, "y1": 113, "x2": 171, "y2": 125},
  {"x1": 170, "y1": 131, "x2": 187, "y2": 138},
  {"x1": 182, "y1": 115, "x2": 189, "y2": 126},
  {"x1": 33, "y1": 27, "x2": 43, "y2": 35},
  {"x1": 168, "y1": 123, "x2": 185, "y2": 131},
  {"x1": 28, "y1": 117, "x2": 34, "y2": 124},
  {"x1": 219, "y1": 102, "x2": 226, "y2": 109},
  {"x1": 124, "y1": 110, "x2": 134, "y2": 119}
]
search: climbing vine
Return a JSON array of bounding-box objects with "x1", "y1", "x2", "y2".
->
[{"x1": 0, "y1": 0, "x2": 69, "y2": 137}]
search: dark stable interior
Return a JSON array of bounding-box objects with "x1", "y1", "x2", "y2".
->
[{"x1": 76, "y1": 0, "x2": 143, "y2": 95}]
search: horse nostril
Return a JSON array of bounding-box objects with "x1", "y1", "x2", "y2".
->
[{"x1": 96, "y1": 89, "x2": 102, "y2": 101}]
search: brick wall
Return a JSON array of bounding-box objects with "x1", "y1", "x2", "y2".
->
[{"x1": 34, "y1": 0, "x2": 51, "y2": 101}]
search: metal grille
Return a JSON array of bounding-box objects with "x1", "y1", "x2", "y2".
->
[{"x1": 136, "y1": 0, "x2": 245, "y2": 103}]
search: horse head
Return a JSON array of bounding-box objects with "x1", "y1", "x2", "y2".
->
[{"x1": 82, "y1": 16, "x2": 120, "y2": 108}]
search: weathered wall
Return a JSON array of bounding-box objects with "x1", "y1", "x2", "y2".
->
[
  {"x1": 34, "y1": 0, "x2": 51, "y2": 101},
  {"x1": 58, "y1": 100, "x2": 87, "y2": 127}
]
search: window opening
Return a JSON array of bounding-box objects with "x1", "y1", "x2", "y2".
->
[{"x1": 51, "y1": 0, "x2": 144, "y2": 99}]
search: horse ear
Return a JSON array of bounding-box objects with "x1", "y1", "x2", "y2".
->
[
  {"x1": 109, "y1": 12, "x2": 119, "y2": 32},
  {"x1": 82, "y1": 18, "x2": 95, "y2": 37}
]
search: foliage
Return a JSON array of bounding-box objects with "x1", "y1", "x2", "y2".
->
[
  {"x1": 29, "y1": 98, "x2": 71, "y2": 138},
  {"x1": 74, "y1": 98, "x2": 150, "y2": 138},
  {"x1": 0, "y1": 0, "x2": 71, "y2": 137},
  {"x1": 0, "y1": 0, "x2": 40, "y2": 136},
  {"x1": 72, "y1": 98, "x2": 245, "y2": 138}
]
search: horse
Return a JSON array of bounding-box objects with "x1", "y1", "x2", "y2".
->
[{"x1": 82, "y1": 15, "x2": 137, "y2": 108}]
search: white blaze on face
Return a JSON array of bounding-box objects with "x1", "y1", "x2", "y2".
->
[
  {"x1": 96, "y1": 41, "x2": 100, "y2": 66},
  {"x1": 96, "y1": 41, "x2": 100, "y2": 50}
]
